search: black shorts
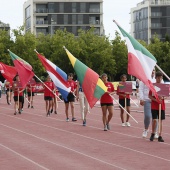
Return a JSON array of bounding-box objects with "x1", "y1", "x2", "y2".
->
[
  {"x1": 14, "y1": 96, "x2": 23, "y2": 102},
  {"x1": 27, "y1": 92, "x2": 35, "y2": 97},
  {"x1": 6, "y1": 89, "x2": 12, "y2": 93},
  {"x1": 64, "y1": 93, "x2": 75, "y2": 103},
  {"x1": 44, "y1": 96, "x2": 53, "y2": 101},
  {"x1": 119, "y1": 98, "x2": 130, "y2": 108},
  {"x1": 151, "y1": 109, "x2": 165, "y2": 120},
  {"x1": 101, "y1": 103, "x2": 113, "y2": 106}
]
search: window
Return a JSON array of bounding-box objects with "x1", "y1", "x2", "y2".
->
[
  {"x1": 89, "y1": 3, "x2": 100, "y2": 13},
  {"x1": 72, "y1": 26, "x2": 77, "y2": 35},
  {"x1": 25, "y1": 6, "x2": 30, "y2": 18},
  {"x1": 36, "y1": 28, "x2": 47, "y2": 35},
  {"x1": 64, "y1": 15, "x2": 68, "y2": 24},
  {"x1": 48, "y1": 3, "x2": 55, "y2": 13},
  {"x1": 26, "y1": 18, "x2": 31, "y2": 29},
  {"x1": 78, "y1": 15, "x2": 83, "y2": 24},
  {"x1": 72, "y1": 2, "x2": 76, "y2": 13},
  {"x1": 36, "y1": 4, "x2": 47, "y2": 13},
  {"x1": 51, "y1": 15, "x2": 57, "y2": 24},
  {"x1": 72, "y1": 15, "x2": 76, "y2": 24},
  {"x1": 80, "y1": 3, "x2": 86, "y2": 13},
  {"x1": 59, "y1": 3, "x2": 64, "y2": 13}
]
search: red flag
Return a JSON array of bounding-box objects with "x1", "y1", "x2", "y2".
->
[
  {"x1": 0, "y1": 62, "x2": 17, "y2": 84},
  {"x1": 8, "y1": 50, "x2": 34, "y2": 88}
]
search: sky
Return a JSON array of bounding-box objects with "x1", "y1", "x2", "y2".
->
[{"x1": 0, "y1": 0, "x2": 140, "y2": 39}]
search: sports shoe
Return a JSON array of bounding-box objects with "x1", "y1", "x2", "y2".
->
[
  {"x1": 150, "y1": 133, "x2": 155, "y2": 141},
  {"x1": 83, "y1": 119, "x2": 86, "y2": 126},
  {"x1": 46, "y1": 111, "x2": 50, "y2": 117},
  {"x1": 158, "y1": 136, "x2": 164, "y2": 142},
  {"x1": 51, "y1": 109, "x2": 53, "y2": 113},
  {"x1": 19, "y1": 111, "x2": 21, "y2": 114},
  {"x1": 154, "y1": 132, "x2": 159, "y2": 139},
  {"x1": 126, "y1": 122, "x2": 131, "y2": 127},
  {"x1": 122, "y1": 123, "x2": 126, "y2": 127},
  {"x1": 106, "y1": 123, "x2": 110, "y2": 130},
  {"x1": 54, "y1": 111, "x2": 57, "y2": 114},
  {"x1": 142, "y1": 129, "x2": 148, "y2": 138},
  {"x1": 104, "y1": 125, "x2": 108, "y2": 131},
  {"x1": 28, "y1": 104, "x2": 30, "y2": 108},
  {"x1": 72, "y1": 117, "x2": 77, "y2": 122},
  {"x1": 14, "y1": 112, "x2": 17, "y2": 115},
  {"x1": 66, "y1": 118, "x2": 69, "y2": 122},
  {"x1": 31, "y1": 106, "x2": 34, "y2": 109}
]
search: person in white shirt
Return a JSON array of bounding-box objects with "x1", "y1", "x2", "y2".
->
[{"x1": 139, "y1": 69, "x2": 158, "y2": 138}]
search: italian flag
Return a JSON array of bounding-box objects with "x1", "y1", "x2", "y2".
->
[
  {"x1": 9, "y1": 50, "x2": 34, "y2": 88},
  {"x1": 114, "y1": 21, "x2": 159, "y2": 101},
  {"x1": 64, "y1": 47, "x2": 107, "y2": 108}
]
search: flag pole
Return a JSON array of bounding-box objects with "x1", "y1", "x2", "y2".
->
[
  {"x1": 34, "y1": 74, "x2": 62, "y2": 102},
  {"x1": 110, "y1": 95, "x2": 138, "y2": 123},
  {"x1": 156, "y1": 64, "x2": 170, "y2": 81},
  {"x1": 158, "y1": 103, "x2": 161, "y2": 134},
  {"x1": 130, "y1": 97, "x2": 139, "y2": 107}
]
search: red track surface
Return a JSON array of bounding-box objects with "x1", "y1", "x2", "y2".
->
[{"x1": 0, "y1": 94, "x2": 170, "y2": 170}]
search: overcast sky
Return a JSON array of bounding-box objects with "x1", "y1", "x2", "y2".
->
[{"x1": 0, "y1": 0, "x2": 140, "y2": 39}]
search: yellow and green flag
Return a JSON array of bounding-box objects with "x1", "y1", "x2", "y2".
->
[{"x1": 64, "y1": 47, "x2": 107, "y2": 108}]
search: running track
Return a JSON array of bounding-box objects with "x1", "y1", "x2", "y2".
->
[{"x1": 0, "y1": 94, "x2": 170, "y2": 170}]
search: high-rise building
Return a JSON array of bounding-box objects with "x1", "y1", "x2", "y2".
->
[
  {"x1": 0, "y1": 21, "x2": 10, "y2": 33},
  {"x1": 130, "y1": 0, "x2": 170, "y2": 43},
  {"x1": 23, "y1": 0, "x2": 104, "y2": 36}
]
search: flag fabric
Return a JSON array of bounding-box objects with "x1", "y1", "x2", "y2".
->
[
  {"x1": 114, "y1": 21, "x2": 160, "y2": 102},
  {"x1": 8, "y1": 50, "x2": 34, "y2": 88},
  {"x1": 64, "y1": 47, "x2": 107, "y2": 108},
  {"x1": 37, "y1": 53, "x2": 70, "y2": 101},
  {"x1": 0, "y1": 62, "x2": 17, "y2": 84}
]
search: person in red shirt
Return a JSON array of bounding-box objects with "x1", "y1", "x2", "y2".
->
[
  {"x1": 51, "y1": 87, "x2": 59, "y2": 114},
  {"x1": 12, "y1": 75, "x2": 24, "y2": 115},
  {"x1": 100, "y1": 73, "x2": 114, "y2": 131},
  {"x1": 117, "y1": 74, "x2": 131, "y2": 127},
  {"x1": 5, "y1": 80, "x2": 12, "y2": 105},
  {"x1": 64, "y1": 73, "x2": 77, "y2": 122},
  {"x1": 43, "y1": 75, "x2": 55, "y2": 117},
  {"x1": 26, "y1": 77, "x2": 36, "y2": 109},
  {"x1": 149, "y1": 71, "x2": 165, "y2": 142}
]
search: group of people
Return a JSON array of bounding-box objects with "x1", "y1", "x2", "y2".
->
[
  {"x1": 4, "y1": 75, "x2": 36, "y2": 114},
  {"x1": 2, "y1": 69, "x2": 166, "y2": 142}
]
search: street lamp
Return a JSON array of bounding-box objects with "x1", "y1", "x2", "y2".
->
[{"x1": 51, "y1": 18, "x2": 54, "y2": 37}]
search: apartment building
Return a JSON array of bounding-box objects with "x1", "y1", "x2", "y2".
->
[
  {"x1": 130, "y1": 0, "x2": 170, "y2": 43},
  {"x1": 23, "y1": 0, "x2": 104, "y2": 36}
]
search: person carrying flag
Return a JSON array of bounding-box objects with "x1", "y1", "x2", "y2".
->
[
  {"x1": 43, "y1": 75, "x2": 55, "y2": 117},
  {"x1": 12, "y1": 75, "x2": 24, "y2": 115},
  {"x1": 100, "y1": 73, "x2": 114, "y2": 131},
  {"x1": 117, "y1": 74, "x2": 131, "y2": 127},
  {"x1": 64, "y1": 73, "x2": 77, "y2": 122}
]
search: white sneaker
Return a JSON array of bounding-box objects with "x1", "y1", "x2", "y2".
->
[
  {"x1": 66, "y1": 118, "x2": 69, "y2": 122},
  {"x1": 122, "y1": 123, "x2": 126, "y2": 127},
  {"x1": 104, "y1": 125, "x2": 108, "y2": 131},
  {"x1": 154, "y1": 132, "x2": 158, "y2": 139},
  {"x1": 142, "y1": 129, "x2": 148, "y2": 138},
  {"x1": 126, "y1": 122, "x2": 131, "y2": 127}
]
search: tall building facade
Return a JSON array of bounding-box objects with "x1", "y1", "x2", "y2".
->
[
  {"x1": 0, "y1": 21, "x2": 10, "y2": 33},
  {"x1": 130, "y1": 0, "x2": 170, "y2": 43},
  {"x1": 23, "y1": 0, "x2": 104, "y2": 36}
]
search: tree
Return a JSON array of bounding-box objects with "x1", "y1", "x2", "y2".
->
[
  {"x1": 77, "y1": 28, "x2": 116, "y2": 80},
  {"x1": 111, "y1": 31, "x2": 128, "y2": 80}
]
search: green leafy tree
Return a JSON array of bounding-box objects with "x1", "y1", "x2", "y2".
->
[
  {"x1": 77, "y1": 28, "x2": 116, "y2": 80},
  {"x1": 111, "y1": 31, "x2": 127, "y2": 80}
]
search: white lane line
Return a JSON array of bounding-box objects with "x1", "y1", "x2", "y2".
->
[
  {"x1": 0, "y1": 143, "x2": 49, "y2": 170},
  {"x1": 1, "y1": 106, "x2": 170, "y2": 137},
  {"x1": 0, "y1": 123, "x2": 126, "y2": 170},
  {"x1": 1, "y1": 114, "x2": 170, "y2": 163}
]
